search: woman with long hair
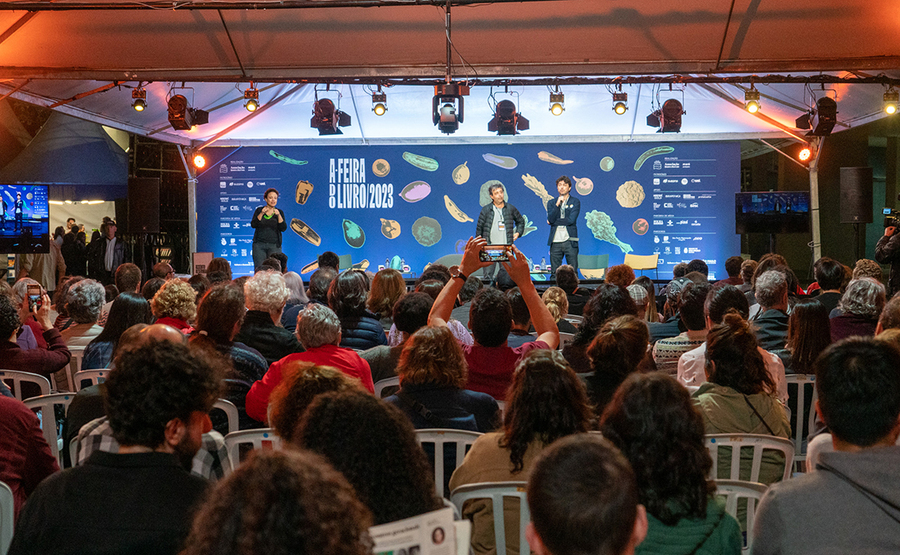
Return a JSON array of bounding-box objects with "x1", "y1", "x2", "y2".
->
[
  {"x1": 294, "y1": 389, "x2": 443, "y2": 525},
  {"x1": 280, "y1": 271, "x2": 310, "y2": 332},
  {"x1": 449, "y1": 349, "x2": 593, "y2": 555},
  {"x1": 632, "y1": 275, "x2": 660, "y2": 323},
  {"x1": 189, "y1": 284, "x2": 268, "y2": 431},
  {"x1": 180, "y1": 450, "x2": 373, "y2": 555},
  {"x1": 541, "y1": 286, "x2": 577, "y2": 333},
  {"x1": 695, "y1": 312, "x2": 791, "y2": 485},
  {"x1": 586, "y1": 314, "x2": 651, "y2": 415},
  {"x1": 784, "y1": 298, "x2": 832, "y2": 374},
  {"x1": 600, "y1": 373, "x2": 741, "y2": 554},
  {"x1": 562, "y1": 283, "x2": 637, "y2": 373},
  {"x1": 366, "y1": 268, "x2": 405, "y2": 330},
  {"x1": 385, "y1": 325, "x2": 499, "y2": 432},
  {"x1": 328, "y1": 270, "x2": 387, "y2": 350},
  {"x1": 82, "y1": 292, "x2": 153, "y2": 369}
]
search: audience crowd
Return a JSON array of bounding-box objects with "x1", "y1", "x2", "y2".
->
[{"x1": 3, "y1": 233, "x2": 900, "y2": 555}]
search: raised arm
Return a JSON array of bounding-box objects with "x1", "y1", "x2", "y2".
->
[
  {"x1": 429, "y1": 236, "x2": 492, "y2": 328},
  {"x1": 501, "y1": 246, "x2": 559, "y2": 349}
]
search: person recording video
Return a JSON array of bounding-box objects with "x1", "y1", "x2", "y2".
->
[
  {"x1": 475, "y1": 183, "x2": 524, "y2": 285},
  {"x1": 875, "y1": 213, "x2": 900, "y2": 297}
]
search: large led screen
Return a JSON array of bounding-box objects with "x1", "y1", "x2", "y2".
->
[
  {"x1": 197, "y1": 142, "x2": 741, "y2": 279},
  {"x1": 0, "y1": 184, "x2": 50, "y2": 254}
]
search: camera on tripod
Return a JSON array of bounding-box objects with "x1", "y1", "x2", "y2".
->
[{"x1": 884, "y1": 208, "x2": 900, "y2": 228}]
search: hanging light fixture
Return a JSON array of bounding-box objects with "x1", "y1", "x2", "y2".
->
[
  {"x1": 884, "y1": 89, "x2": 899, "y2": 115},
  {"x1": 744, "y1": 86, "x2": 761, "y2": 114},
  {"x1": 243, "y1": 84, "x2": 260, "y2": 112},
  {"x1": 549, "y1": 86, "x2": 564, "y2": 116},
  {"x1": 310, "y1": 88, "x2": 351, "y2": 135},
  {"x1": 372, "y1": 87, "x2": 387, "y2": 116},
  {"x1": 612, "y1": 91, "x2": 628, "y2": 115},
  {"x1": 432, "y1": 82, "x2": 468, "y2": 135},
  {"x1": 131, "y1": 87, "x2": 147, "y2": 112},
  {"x1": 489, "y1": 98, "x2": 529, "y2": 135}
]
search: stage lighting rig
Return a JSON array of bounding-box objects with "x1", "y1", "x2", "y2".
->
[{"x1": 432, "y1": 82, "x2": 469, "y2": 135}]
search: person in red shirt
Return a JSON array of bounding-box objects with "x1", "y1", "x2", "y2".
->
[
  {"x1": 245, "y1": 303, "x2": 373, "y2": 423},
  {"x1": 428, "y1": 237, "x2": 559, "y2": 401}
]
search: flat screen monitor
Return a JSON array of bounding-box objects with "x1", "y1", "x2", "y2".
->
[
  {"x1": 735, "y1": 191, "x2": 811, "y2": 234},
  {"x1": 0, "y1": 184, "x2": 50, "y2": 253}
]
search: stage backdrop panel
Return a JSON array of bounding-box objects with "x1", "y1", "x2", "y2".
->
[{"x1": 197, "y1": 142, "x2": 740, "y2": 279}]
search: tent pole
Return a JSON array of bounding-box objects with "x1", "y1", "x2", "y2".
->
[
  {"x1": 809, "y1": 137, "x2": 823, "y2": 262},
  {"x1": 178, "y1": 145, "x2": 198, "y2": 256}
]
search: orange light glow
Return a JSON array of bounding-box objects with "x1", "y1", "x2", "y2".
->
[
  {"x1": 193, "y1": 154, "x2": 206, "y2": 169},
  {"x1": 798, "y1": 147, "x2": 812, "y2": 162}
]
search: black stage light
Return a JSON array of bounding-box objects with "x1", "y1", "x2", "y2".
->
[
  {"x1": 488, "y1": 99, "x2": 529, "y2": 135},
  {"x1": 311, "y1": 98, "x2": 351, "y2": 135}
]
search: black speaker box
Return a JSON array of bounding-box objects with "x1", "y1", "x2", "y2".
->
[
  {"x1": 128, "y1": 177, "x2": 160, "y2": 234},
  {"x1": 839, "y1": 167, "x2": 873, "y2": 224}
]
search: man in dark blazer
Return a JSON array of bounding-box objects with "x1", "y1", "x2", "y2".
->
[{"x1": 547, "y1": 175, "x2": 580, "y2": 276}]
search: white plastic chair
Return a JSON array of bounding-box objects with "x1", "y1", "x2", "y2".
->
[
  {"x1": 223, "y1": 428, "x2": 281, "y2": 469},
  {"x1": 450, "y1": 481, "x2": 530, "y2": 555},
  {"x1": 785, "y1": 374, "x2": 818, "y2": 461},
  {"x1": 563, "y1": 314, "x2": 583, "y2": 326},
  {"x1": 72, "y1": 369, "x2": 108, "y2": 391},
  {"x1": 705, "y1": 433, "x2": 795, "y2": 483},
  {"x1": 0, "y1": 369, "x2": 51, "y2": 401},
  {"x1": 63, "y1": 346, "x2": 85, "y2": 392},
  {"x1": 0, "y1": 480, "x2": 13, "y2": 555},
  {"x1": 414, "y1": 428, "x2": 482, "y2": 497},
  {"x1": 23, "y1": 392, "x2": 75, "y2": 467},
  {"x1": 715, "y1": 479, "x2": 768, "y2": 552},
  {"x1": 374, "y1": 376, "x2": 400, "y2": 399},
  {"x1": 558, "y1": 332, "x2": 575, "y2": 350},
  {"x1": 211, "y1": 398, "x2": 240, "y2": 434}
]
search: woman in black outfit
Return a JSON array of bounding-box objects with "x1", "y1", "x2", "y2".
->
[{"x1": 250, "y1": 187, "x2": 287, "y2": 270}]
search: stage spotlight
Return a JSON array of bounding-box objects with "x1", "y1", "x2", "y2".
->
[
  {"x1": 612, "y1": 92, "x2": 628, "y2": 115},
  {"x1": 132, "y1": 87, "x2": 147, "y2": 112},
  {"x1": 432, "y1": 82, "x2": 468, "y2": 135},
  {"x1": 167, "y1": 94, "x2": 208, "y2": 130},
  {"x1": 489, "y1": 99, "x2": 529, "y2": 135},
  {"x1": 808, "y1": 97, "x2": 837, "y2": 136},
  {"x1": 310, "y1": 98, "x2": 351, "y2": 135},
  {"x1": 243, "y1": 86, "x2": 260, "y2": 112},
  {"x1": 884, "y1": 89, "x2": 899, "y2": 115},
  {"x1": 549, "y1": 91, "x2": 565, "y2": 116},
  {"x1": 647, "y1": 99, "x2": 683, "y2": 132},
  {"x1": 193, "y1": 153, "x2": 206, "y2": 169},
  {"x1": 744, "y1": 87, "x2": 760, "y2": 113},
  {"x1": 372, "y1": 91, "x2": 387, "y2": 116},
  {"x1": 798, "y1": 145, "x2": 812, "y2": 162}
]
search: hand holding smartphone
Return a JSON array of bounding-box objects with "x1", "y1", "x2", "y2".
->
[
  {"x1": 27, "y1": 284, "x2": 42, "y2": 312},
  {"x1": 479, "y1": 244, "x2": 511, "y2": 262}
]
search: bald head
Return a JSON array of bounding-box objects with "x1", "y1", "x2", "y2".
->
[{"x1": 115, "y1": 323, "x2": 185, "y2": 360}]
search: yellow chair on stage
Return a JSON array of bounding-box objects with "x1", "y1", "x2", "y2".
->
[{"x1": 624, "y1": 253, "x2": 659, "y2": 280}]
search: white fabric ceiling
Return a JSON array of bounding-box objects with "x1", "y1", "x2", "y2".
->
[{"x1": 0, "y1": 0, "x2": 897, "y2": 146}]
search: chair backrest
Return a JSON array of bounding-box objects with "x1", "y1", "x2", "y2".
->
[
  {"x1": 23, "y1": 392, "x2": 76, "y2": 466},
  {"x1": 578, "y1": 253, "x2": 609, "y2": 280},
  {"x1": 714, "y1": 480, "x2": 768, "y2": 553},
  {"x1": 374, "y1": 376, "x2": 401, "y2": 399},
  {"x1": 624, "y1": 253, "x2": 659, "y2": 271},
  {"x1": 338, "y1": 254, "x2": 353, "y2": 270},
  {"x1": 450, "y1": 482, "x2": 530, "y2": 555},
  {"x1": 705, "y1": 433, "x2": 795, "y2": 483},
  {"x1": 223, "y1": 428, "x2": 281, "y2": 469},
  {"x1": 784, "y1": 374, "x2": 818, "y2": 457},
  {"x1": 558, "y1": 332, "x2": 575, "y2": 350},
  {"x1": 415, "y1": 428, "x2": 482, "y2": 498},
  {"x1": 0, "y1": 480, "x2": 13, "y2": 555},
  {"x1": 72, "y1": 369, "x2": 108, "y2": 391},
  {"x1": 563, "y1": 314, "x2": 583, "y2": 326},
  {"x1": 211, "y1": 398, "x2": 240, "y2": 434},
  {"x1": 64, "y1": 346, "x2": 85, "y2": 392},
  {"x1": 0, "y1": 369, "x2": 51, "y2": 401}
]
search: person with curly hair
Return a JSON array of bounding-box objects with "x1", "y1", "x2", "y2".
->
[
  {"x1": 605, "y1": 264, "x2": 636, "y2": 288},
  {"x1": 586, "y1": 314, "x2": 651, "y2": 415},
  {"x1": 562, "y1": 283, "x2": 637, "y2": 373},
  {"x1": 541, "y1": 286, "x2": 577, "y2": 333},
  {"x1": 245, "y1": 303, "x2": 373, "y2": 423},
  {"x1": 180, "y1": 449, "x2": 373, "y2": 555},
  {"x1": 830, "y1": 277, "x2": 885, "y2": 341},
  {"x1": 449, "y1": 349, "x2": 592, "y2": 555},
  {"x1": 268, "y1": 363, "x2": 360, "y2": 442},
  {"x1": 600, "y1": 373, "x2": 742, "y2": 554},
  {"x1": 59, "y1": 278, "x2": 106, "y2": 346},
  {"x1": 293, "y1": 389, "x2": 443, "y2": 525},
  {"x1": 368, "y1": 268, "x2": 409, "y2": 328},
  {"x1": 386, "y1": 325, "x2": 499, "y2": 432},
  {"x1": 9, "y1": 340, "x2": 221, "y2": 555},
  {"x1": 150, "y1": 278, "x2": 197, "y2": 334},
  {"x1": 234, "y1": 270, "x2": 303, "y2": 365},
  {"x1": 695, "y1": 312, "x2": 791, "y2": 486},
  {"x1": 328, "y1": 269, "x2": 387, "y2": 350},
  {"x1": 362, "y1": 291, "x2": 433, "y2": 385}
]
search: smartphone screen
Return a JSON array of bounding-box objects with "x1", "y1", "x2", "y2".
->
[
  {"x1": 479, "y1": 245, "x2": 510, "y2": 262},
  {"x1": 27, "y1": 285, "x2": 42, "y2": 311}
]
